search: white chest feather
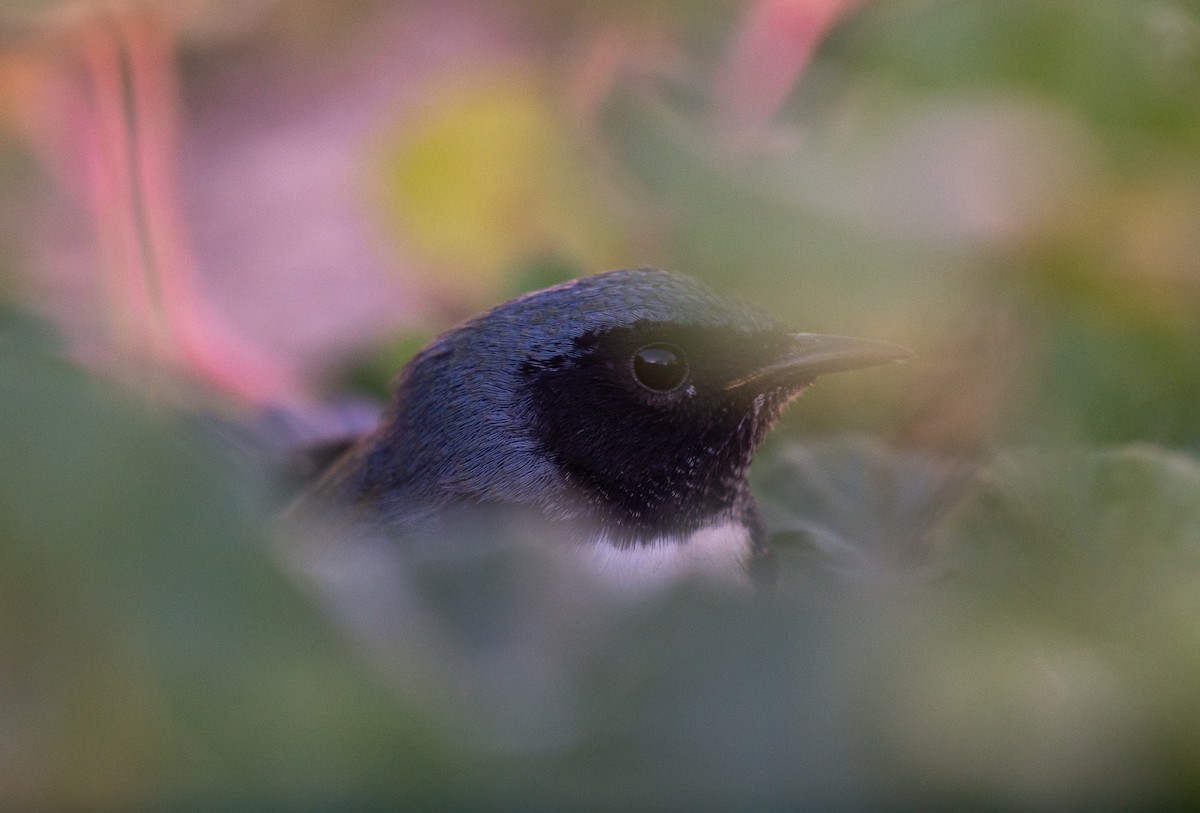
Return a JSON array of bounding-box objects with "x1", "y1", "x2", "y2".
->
[{"x1": 579, "y1": 521, "x2": 754, "y2": 595}]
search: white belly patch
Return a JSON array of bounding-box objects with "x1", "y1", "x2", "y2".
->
[{"x1": 580, "y1": 521, "x2": 753, "y2": 595}]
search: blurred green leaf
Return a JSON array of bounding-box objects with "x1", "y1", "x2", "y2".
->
[
  {"x1": 0, "y1": 313, "x2": 457, "y2": 807},
  {"x1": 821, "y1": 0, "x2": 1200, "y2": 153},
  {"x1": 1010, "y1": 262, "x2": 1200, "y2": 449},
  {"x1": 335, "y1": 329, "x2": 432, "y2": 400},
  {"x1": 878, "y1": 445, "x2": 1200, "y2": 808},
  {"x1": 937, "y1": 445, "x2": 1200, "y2": 630},
  {"x1": 752, "y1": 435, "x2": 969, "y2": 583}
]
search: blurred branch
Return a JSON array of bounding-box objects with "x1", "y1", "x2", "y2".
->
[
  {"x1": 2, "y1": 3, "x2": 307, "y2": 406},
  {"x1": 712, "y1": 0, "x2": 862, "y2": 149}
]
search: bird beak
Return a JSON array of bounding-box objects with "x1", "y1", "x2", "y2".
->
[{"x1": 724, "y1": 332, "x2": 913, "y2": 391}]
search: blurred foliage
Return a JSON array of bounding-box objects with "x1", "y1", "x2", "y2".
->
[
  {"x1": 378, "y1": 70, "x2": 631, "y2": 300},
  {"x1": 884, "y1": 445, "x2": 1200, "y2": 808},
  {"x1": 334, "y1": 328, "x2": 432, "y2": 401},
  {"x1": 0, "y1": 309, "x2": 466, "y2": 807},
  {"x1": 6, "y1": 0, "x2": 1200, "y2": 808},
  {"x1": 824, "y1": 0, "x2": 1200, "y2": 151},
  {"x1": 811, "y1": 0, "x2": 1200, "y2": 449},
  {"x1": 7, "y1": 307, "x2": 1200, "y2": 807}
]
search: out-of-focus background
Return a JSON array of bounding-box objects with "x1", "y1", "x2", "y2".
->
[{"x1": 3, "y1": 0, "x2": 1200, "y2": 808}]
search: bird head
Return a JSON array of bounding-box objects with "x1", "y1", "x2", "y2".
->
[{"x1": 326, "y1": 267, "x2": 909, "y2": 577}]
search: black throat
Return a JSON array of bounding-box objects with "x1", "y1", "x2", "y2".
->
[{"x1": 521, "y1": 324, "x2": 791, "y2": 548}]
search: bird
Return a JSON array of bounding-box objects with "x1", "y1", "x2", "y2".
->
[{"x1": 296, "y1": 267, "x2": 910, "y2": 592}]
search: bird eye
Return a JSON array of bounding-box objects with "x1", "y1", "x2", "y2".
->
[{"x1": 632, "y1": 343, "x2": 687, "y2": 392}]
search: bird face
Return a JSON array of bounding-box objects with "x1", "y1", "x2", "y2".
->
[
  {"x1": 306, "y1": 268, "x2": 908, "y2": 588},
  {"x1": 521, "y1": 321, "x2": 798, "y2": 546}
]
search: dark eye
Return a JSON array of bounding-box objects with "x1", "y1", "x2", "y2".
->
[{"x1": 632, "y1": 343, "x2": 687, "y2": 392}]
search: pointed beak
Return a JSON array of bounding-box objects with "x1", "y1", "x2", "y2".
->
[{"x1": 724, "y1": 332, "x2": 914, "y2": 391}]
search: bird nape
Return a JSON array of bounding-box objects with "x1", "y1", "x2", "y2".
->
[{"x1": 295, "y1": 267, "x2": 910, "y2": 591}]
